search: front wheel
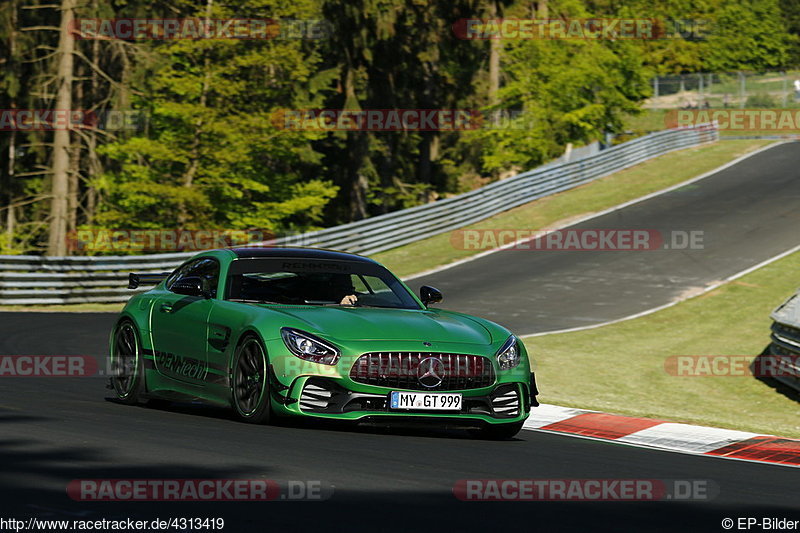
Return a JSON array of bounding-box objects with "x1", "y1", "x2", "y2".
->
[
  {"x1": 470, "y1": 421, "x2": 525, "y2": 440},
  {"x1": 230, "y1": 335, "x2": 272, "y2": 424},
  {"x1": 109, "y1": 320, "x2": 145, "y2": 405}
]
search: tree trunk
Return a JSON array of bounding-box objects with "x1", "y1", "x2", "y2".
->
[
  {"x1": 68, "y1": 64, "x2": 83, "y2": 237},
  {"x1": 46, "y1": 0, "x2": 76, "y2": 256},
  {"x1": 416, "y1": 59, "x2": 438, "y2": 194},
  {"x1": 342, "y1": 55, "x2": 368, "y2": 221},
  {"x1": 68, "y1": 136, "x2": 80, "y2": 236},
  {"x1": 488, "y1": 0, "x2": 501, "y2": 106},
  {"x1": 4, "y1": 133, "x2": 14, "y2": 242},
  {"x1": 349, "y1": 170, "x2": 368, "y2": 220},
  {"x1": 84, "y1": 0, "x2": 99, "y2": 225},
  {"x1": 177, "y1": 0, "x2": 213, "y2": 227},
  {"x1": 537, "y1": 0, "x2": 548, "y2": 19},
  {"x1": 4, "y1": 0, "x2": 18, "y2": 246}
]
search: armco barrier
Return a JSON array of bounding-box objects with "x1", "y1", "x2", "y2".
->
[{"x1": 0, "y1": 124, "x2": 717, "y2": 305}]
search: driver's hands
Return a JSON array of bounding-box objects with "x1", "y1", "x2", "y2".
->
[{"x1": 340, "y1": 294, "x2": 358, "y2": 305}]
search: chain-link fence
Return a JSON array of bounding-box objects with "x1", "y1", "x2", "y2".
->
[{"x1": 647, "y1": 71, "x2": 800, "y2": 110}]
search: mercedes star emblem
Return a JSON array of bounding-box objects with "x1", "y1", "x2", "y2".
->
[{"x1": 417, "y1": 357, "x2": 445, "y2": 388}]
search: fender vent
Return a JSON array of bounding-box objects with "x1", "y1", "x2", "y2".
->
[
  {"x1": 299, "y1": 382, "x2": 333, "y2": 411},
  {"x1": 490, "y1": 386, "x2": 519, "y2": 417}
]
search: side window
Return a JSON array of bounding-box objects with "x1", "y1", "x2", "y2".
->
[
  {"x1": 351, "y1": 275, "x2": 404, "y2": 307},
  {"x1": 165, "y1": 260, "x2": 199, "y2": 290},
  {"x1": 190, "y1": 259, "x2": 221, "y2": 298},
  {"x1": 351, "y1": 275, "x2": 369, "y2": 293},
  {"x1": 167, "y1": 258, "x2": 220, "y2": 298}
]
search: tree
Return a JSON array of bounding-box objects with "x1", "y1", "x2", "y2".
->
[
  {"x1": 97, "y1": 0, "x2": 338, "y2": 235},
  {"x1": 468, "y1": 0, "x2": 650, "y2": 174},
  {"x1": 704, "y1": 0, "x2": 792, "y2": 72},
  {"x1": 46, "y1": 0, "x2": 76, "y2": 256}
]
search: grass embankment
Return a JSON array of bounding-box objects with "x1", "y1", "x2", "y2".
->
[{"x1": 525, "y1": 250, "x2": 800, "y2": 438}]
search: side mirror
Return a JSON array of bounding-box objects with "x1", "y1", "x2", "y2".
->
[
  {"x1": 172, "y1": 276, "x2": 208, "y2": 298},
  {"x1": 420, "y1": 285, "x2": 443, "y2": 306}
]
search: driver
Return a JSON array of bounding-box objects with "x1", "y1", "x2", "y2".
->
[
  {"x1": 329, "y1": 274, "x2": 358, "y2": 305},
  {"x1": 340, "y1": 294, "x2": 358, "y2": 305}
]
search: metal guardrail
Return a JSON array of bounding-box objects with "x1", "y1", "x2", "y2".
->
[{"x1": 0, "y1": 124, "x2": 718, "y2": 305}]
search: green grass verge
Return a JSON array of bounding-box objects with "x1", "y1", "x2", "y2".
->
[
  {"x1": 524, "y1": 250, "x2": 800, "y2": 438},
  {"x1": 375, "y1": 139, "x2": 774, "y2": 278}
]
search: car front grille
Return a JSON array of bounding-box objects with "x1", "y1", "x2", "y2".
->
[
  {"x1": 772, "y1": 322, "x2": 800, "y2": 350},
  {"x1": 349, "y1": 352, "x2": 495, "y2": 391}
]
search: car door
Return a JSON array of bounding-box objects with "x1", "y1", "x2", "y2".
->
[{"x1": 151, "y1": 257, "x2": 220, "y2": 385}]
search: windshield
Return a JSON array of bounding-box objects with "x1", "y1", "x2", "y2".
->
[{"x1": 225, "y1": 257, "x2": 421, "y2": 310}]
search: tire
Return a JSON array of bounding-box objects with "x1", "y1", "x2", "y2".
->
[
  {"x1": 230, "y1": 335, "x2": 272, "y2": 424},
  {"x1": 109, "y1": 320, "x2": 145, "y2": 405},
  {"x1": 470, "y1": 421, "x2": 525, "y2": 440}
]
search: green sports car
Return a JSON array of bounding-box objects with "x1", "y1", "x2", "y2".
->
[{"x1": 109, "y1": 247, "x2": 538, "y2": 439}]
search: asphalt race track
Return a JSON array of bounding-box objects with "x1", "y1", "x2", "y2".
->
[
  {"x1": 0, "y1": 314, "x2": 797, "y2": 532},
  {"x1": 1, "y1": 144, "x2": 800, "y2": 532},
  {"x1": 410, "y1": 142, "x2": 800, "y2": 334}
]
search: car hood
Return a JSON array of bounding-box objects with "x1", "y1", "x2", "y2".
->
[{"x1": 257, "y1": 306, "x2": 494, "y2": 345}]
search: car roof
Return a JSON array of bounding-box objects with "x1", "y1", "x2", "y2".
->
[{"x1": 227, "y1": 246, "x2": 377, "y2": 264}]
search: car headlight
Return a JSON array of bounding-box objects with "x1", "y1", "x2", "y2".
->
[
  {"x1": 495, "y1": 335, "x2": 520, "y2": 370},
  {"x1": 280, "y1": 328, "x2": 340, "y2": 365}
]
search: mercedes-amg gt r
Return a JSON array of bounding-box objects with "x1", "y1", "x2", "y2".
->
[{"x1": 109, "y1": 247, "x2": 538, "y2": 439}]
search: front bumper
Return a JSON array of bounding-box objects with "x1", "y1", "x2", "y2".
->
[
  {"x1": 270, "y1": 373, "x2": 537, "y2": 425},
  {"x1": 264, "y1": 337, "x2": 537, "y2": 425}
]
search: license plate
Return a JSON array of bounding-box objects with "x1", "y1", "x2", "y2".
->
[{"x1": 390, "y1": 391, "x2": 462, "y2": 411}]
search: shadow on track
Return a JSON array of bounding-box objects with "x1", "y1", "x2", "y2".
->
[
  {"x1": 0, "y1": 433, "x2": 795, "y2": 533},
  {"x1": 107, "y1": 396, "x2": 515, "y2": 441}
]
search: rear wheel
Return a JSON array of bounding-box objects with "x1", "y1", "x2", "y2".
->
[
  {"x1": 470, "y1": 421, "x2": 524, "y2": 440},
  {"x1": 231, "y1": 335, "x2": 272, "y2": 424},
  {"x1": 110, "y1": 320, "x2": 145, "y2": 405}
]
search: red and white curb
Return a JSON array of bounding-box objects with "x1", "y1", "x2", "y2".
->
[{"x1": 523, "y1": 404, "x2": 800, "y2": 467}]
